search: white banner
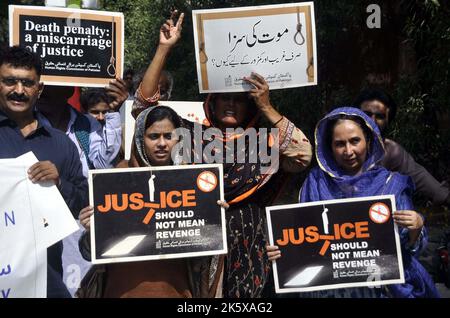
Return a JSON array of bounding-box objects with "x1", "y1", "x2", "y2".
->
[
  {"x1": 193, "y1": 2, "x2": 317, "y2": 93},
  {"x1": 0, "y1": 152, "x2": 79, "y2": 298},
  {"x1": 0, "y1": 160, "x2": 47, "y2": 298},
  {"x1": 21, "y1": 152, "x2": 80, "y2": 249}
]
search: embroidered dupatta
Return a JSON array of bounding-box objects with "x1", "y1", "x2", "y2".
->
[{"x1": 299, "y1": 107, "x2": 439, "y2": 298}]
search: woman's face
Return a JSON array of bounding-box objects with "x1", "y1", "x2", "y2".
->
[
  {"x1": 331, "y1": 119, "x2": 368, "y2": 175},
  {"x1": 144, "y1": 118, "x2": 178, "y2": 166},
  {"x1": 213, "y1": 93, "x2": 252, "y2": 130}
]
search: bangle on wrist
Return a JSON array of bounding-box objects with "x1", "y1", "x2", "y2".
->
[{"x1": 273, "y1": 116, "x2": 284, "y2": 126}]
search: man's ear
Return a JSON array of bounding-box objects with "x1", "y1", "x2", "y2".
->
[
  {"x1": 385, "y1": 107, "x2": 390, "y2": 125},
  {"x1": 38, "y1": 82, "x2": 44, "y2": 98}
]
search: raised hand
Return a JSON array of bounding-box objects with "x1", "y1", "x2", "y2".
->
[
  {"x1": 243, "y1": 72, "x2": 272, "y2": 110},
  {"x1": 106, "y1": 78, "x2": 128, "y2": 111},
  {"x1": 243, "y1": 72, "x2": 284, "y2": 127},
  {"x1": 160, "y1": 10, "x2": 185, "y2": 48}
]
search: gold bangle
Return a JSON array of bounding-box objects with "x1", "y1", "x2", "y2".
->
[{"x1": 137, "y1": 82, "x2": 160, "y2": 104}]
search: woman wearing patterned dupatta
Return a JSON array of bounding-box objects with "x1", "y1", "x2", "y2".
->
[
  {"x1": 197, "y1": 91, "x2": 312, "y2": 298},
  {"x1": 132, "y1": 11, "x2": 313, "y2": 298},
  {"x1": 268, "y1": 107, "x2": 439, "y2": 298}
]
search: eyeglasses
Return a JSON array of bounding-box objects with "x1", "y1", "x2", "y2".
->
[{"x1": 1, "y1": 77, "x2": 37, "y2": 88}]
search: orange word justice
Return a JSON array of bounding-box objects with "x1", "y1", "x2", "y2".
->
[
  {"x1": 276, "y1": 222, "x2": 370, "y2": 256},
  {"x1": 96, "y1": 190, "x2": 197, "y2": 224}
]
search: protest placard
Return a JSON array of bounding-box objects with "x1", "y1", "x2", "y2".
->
[
  {"x1": 9, "y1": 5, "x2": 124, "y2": 87},
  {"x1": 89, "y1": 164, "x2": 227, "y2": 264},
  {"x1": 266, "y1": 195, "x2": 405, "y2": 293},
  {"x1": 0, "y1": 152, "x2": 79, "y2": 298},
  {"x1": 0, "y1": 160, "x2": 47, "y2": 298},
  {"x1": 18, "y1": 152, "x2": 79, "y2": 250},
  {"x1": 192, "y1": 2, "x2": 317, "y2": 93}
]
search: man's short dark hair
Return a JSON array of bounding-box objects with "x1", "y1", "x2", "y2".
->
[
  {"x1": 353, "y1": 88, "x2": 397, "y2": 123},
  {"x1": 0, "y1": 46, "x2": 42, "y2": 77},
  {"x1": 80, "y1": 88, "x2": 111, "y2": 112}
]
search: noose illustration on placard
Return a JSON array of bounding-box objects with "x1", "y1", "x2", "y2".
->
[
  {"x1": 306, "y1": 57, "x2": 314, "y2": 79},
  {"x1": 198, "y1": 14, "x2": 208, "y2": 64},
  {"x1": 148, "y1": 172, "x2": 156, "y2": 202},
  {"x1": 107, "y1": 16, "x2": 117, "y2": 77},
  {"x1": 294, "y1": 7, "x2": 305, "y2": 46},
  {"x1": 294, "y1": 7, "x2": 314, "y2": 79},
  {"x1": 321, "y1": 204, "x2": 329, "y2": 234}
]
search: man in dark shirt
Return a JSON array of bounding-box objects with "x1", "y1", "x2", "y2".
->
[
  {"x1": 0, "y1": 46, "x2": 88, "y2": 297},
  {"x1": 353, "y1": 88, "x2": 450, "y2": 206}
]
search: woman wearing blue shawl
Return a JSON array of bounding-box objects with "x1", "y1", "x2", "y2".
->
[{"x1": 267, "y1": 107, "x2": 439, "y2": 298}]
